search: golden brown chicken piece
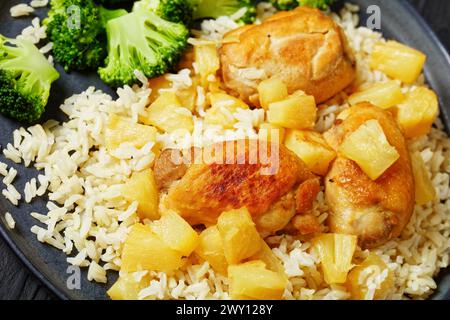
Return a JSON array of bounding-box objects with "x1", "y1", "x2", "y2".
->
[
  {"x1": 295, "y1": 177, "x2": 321, "y2": 215},
  {"x1": 165, "y1": 140, "x2": 317, "y2": 227},
  {"x1": 292, "y1": 214, "x2": 322, "y2": 235},
  {"x1": 254, "y1": 191, "x2": 296, "y2": 236},
  {"x1": 219, "y1": 7, "x2": 356, "y2": 106},
  {"x1": 324, "y1": 103, "x2": 415, "y2": 248},
  {"x1": 153, "y1": 149, "x2": 189, "y2": 191}
]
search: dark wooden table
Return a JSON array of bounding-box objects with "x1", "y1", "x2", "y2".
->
[{"x1": 0, "y1": 0, "x2": 449, "y2": 300}]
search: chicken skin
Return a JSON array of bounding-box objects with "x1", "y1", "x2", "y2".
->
[
  {"x1": 324, "y1": 103, "x2": 415, "y2": 248},
  {"x1": 153, "y1": 149, "x2": 188, "y2": 191},
  {"x1": 165, "y1": 140, "x2": 318, "y2": 229},
  {"x1": 219, "y1": 7, "x2": 356, "y2": 107}
]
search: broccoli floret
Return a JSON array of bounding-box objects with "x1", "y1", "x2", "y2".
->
[
  {"x1": 95, "y1": 0, "x2": 135, "y2": 5},
  {"x1": 0, "y1": 35, "x2": 59, "y2": 123},
  {"x1": 189, "y1": 0, "x2": 257, "y2": 24},
  {"x1": 270, "y1": 0, "x2": 298, "y2": 10},
  {"x1": 270, "y1": 0, "x2": 336, "y2": 11},
  {"x1": 98, "y1": 10, "x2": 189, "y2": 87},
  {"x1": 44, "y1": 0, "x2": 127, "y2": 72},
  {"x1": 298, "y1": 0, "x2": 336, "y2": 10},
  {"x1": 133, "y1": 0, "x2": 193, "y2": 25}
]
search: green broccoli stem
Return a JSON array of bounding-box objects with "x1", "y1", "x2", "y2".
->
[
  {"x1": 189, "y1": 0, "x2": 252, "y2": 21},
  {"x1": 108, "y1": 12, "x2": 160, "y2": 64},
  {"x1": 99, "y1": 6, "x2": 128, "y2": 26}
]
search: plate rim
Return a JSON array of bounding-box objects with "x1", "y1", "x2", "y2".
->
[{"x1": 0, "y1": 0, "x2": 449, "y2": 300}]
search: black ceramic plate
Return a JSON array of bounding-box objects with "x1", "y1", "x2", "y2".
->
[{"x1": 0, "y1": 0, "x2": 449, "y2": 300}]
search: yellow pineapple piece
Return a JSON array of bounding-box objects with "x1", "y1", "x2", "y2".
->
[
  {"x1": 312, "y1": 233, "x2": 357, "y2": 285},
  {"x1": 349, "y1": 81, "x2": 405, "y2": 109},
  {"x1": 250, "y1": 240, "x2": 286, "y2": 278},
  {"x1": 107, "y1": 273, "x2": 151, "y2": 300},
  {"x1": 217, "y1": 208, "x2": 262, "y2": 264},
  {"x1": 258, "y1": 122, "x2": 286, "y2": 144},
  {"x1": 396, "y1": 87, "x2": 438, "y2": 138},
  {"x1": 194, "y1": 42, "x2": 220, "y2": 87},
  {"x1": 204, "y1": 92, "x2": 249, "y2": 129},
  {"x1": 346, "y1": 253, "x2": 394, "y2": 300},
  {"x1": 148, "y1": 76, "x2": 172, "y2": 104},
  {"x1": 339, "y1": 119, "x2": 400, "y2": 180},
  {"x1": 121, "y1": 224, "x2": 185, "y2": 272},
  {"x1": 141, "y1": 91, "x2": 194, "y2": 133},
  {"x1": 258, "y1": 78, "x2": 289, "y2": 110},
  {"x1": 147, "y1": 75, "x2": 198, "y2": 112},
  {"x1": 337, "y1": 109, "x2": 351, "y2": 121},
  {"x1": 150, "y1": 210, "x2": 199, "y2": 256},
  {"x1": 370, "y1": 41, "x2": 426, "y2": 84},
  {"x1": 121, "y1": 224, "x2": 184, "y2": 272},
  {"x1": 267, "y1": 92, "x2": 317, "y2": 130},
  {"x1": 228, "y1": 261, "x2": 288, "y2": 300},
  {"x1": 106, "y1": 114, "x2": 157, "y2": 152},
  {"x1": 122, "y1": 169, "x2": 159, "y2": 220},
  {"x1": 411, "y1": 152, "x2": 436, "y2": 205},
  {"x1": 285, "y1": 130, "x2": 336, "y2": 176},
  {"x1": 177, "y1": 86, "x2": 198, "y2": 113},
  {"x1": 208, "y1": 80, "x2": 224, "y2": 94},
  {"x1": 195, "y1": 226, "x2": 228, "y2": 275},
  {"x1": 210, "y1": 92, "x2": 249, "y2": 110}
]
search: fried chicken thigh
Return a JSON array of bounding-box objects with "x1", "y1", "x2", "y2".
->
[
  {"x1": 219, "y1": 7, "x2": 356, "y2": 106},
  {"x1": 165, "y1": 140, "x2": 318, "y2": 230},
  {"x1": 324, "y1": 103, "x2": 415, "y2": 248}
]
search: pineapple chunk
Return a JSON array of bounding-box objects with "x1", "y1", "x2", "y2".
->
[
  {"x1": 258, "y1": 78, "x2": 289, "y2": 110},
  {"x1": 339, "y1": 119, "x2": 400, "y2": 180},
  {"x1": 148, "y1": 76, "x2": 171, "y2": 104},
  {"x1": 147, "y1": 75, "x2": 198, "y2": 112},
  {"x1": 285, "y1": 130, "x2": 336, "y2": 176},
  {"x1": 250, "y1": 240, "x2": 286, "y2": 278},
  {"x1": 217, "y1": 208, "x2": 262, "y2": 264},
  {"x1": 396, "y1": 87, "x2": 438, "y2": 138},
  {"x1": 337, "y1": 109, "x2": 351, "y2": 121},
  {"x1": 195, "y1": 226, "x2": 228, "y2": 275},
  {"x1": 204, "y1": 93, "x2": 249, "y2": 129},
  {"x1": 107, "y1": 273, "x2": 151, "y2": 300},
  {"x1": 210, "y1": 92, "x2": 249, "y2": 110},
  {"x1": 312, "y1": 233, "x2": 357, "y2": 285},
  {"x1": 258, "y1": 122, "x2": 286, "y2": 144},
  {"x1": 177, "y1": 86, "x2": 198, "y2": 113},
  {"x1": 150, "y1": 210, "x2": 199, "y2": 256},
  {"x1": 121, "y1": 224, "x2": 184, "y2": 272},
  {"x1": 370, "y1": 41, "x2": 426, "y2": 84},
  {"x1": 228, "y1": 261, "x2": 288, "y2": 300},
  {"x1": 267, "y1": 93, "x2": 317, "y2": 130},
  {"x1": 411, "y1": 152, "x2": 436, "y2": 205},
  {"x1": 122, "y1": 169, "x2": 159, "y2": 220},
  {"x1": 142, "y1": 92, "x2": 194, "y2": 133},
  {"x1": 346, "y1": 253, "x2": 394, "y2": 300},
  {"x1": 106, "y1": 114, "x2": 157, "y2": 152},
  {"x1": 194, "y1": 42, "x2": 220, "y2": 87},
  {"x1": 349, "y1": 81, "x2": 405, "y2": 109}
]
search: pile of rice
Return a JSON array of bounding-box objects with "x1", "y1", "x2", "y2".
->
[{"x1": 1, "y1": 2, "x2": 449, "y2": 299}]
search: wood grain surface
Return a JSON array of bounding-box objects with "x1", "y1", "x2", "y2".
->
[{"x1": 0, "y1": 0, "x2": 449, "y2": 300}]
